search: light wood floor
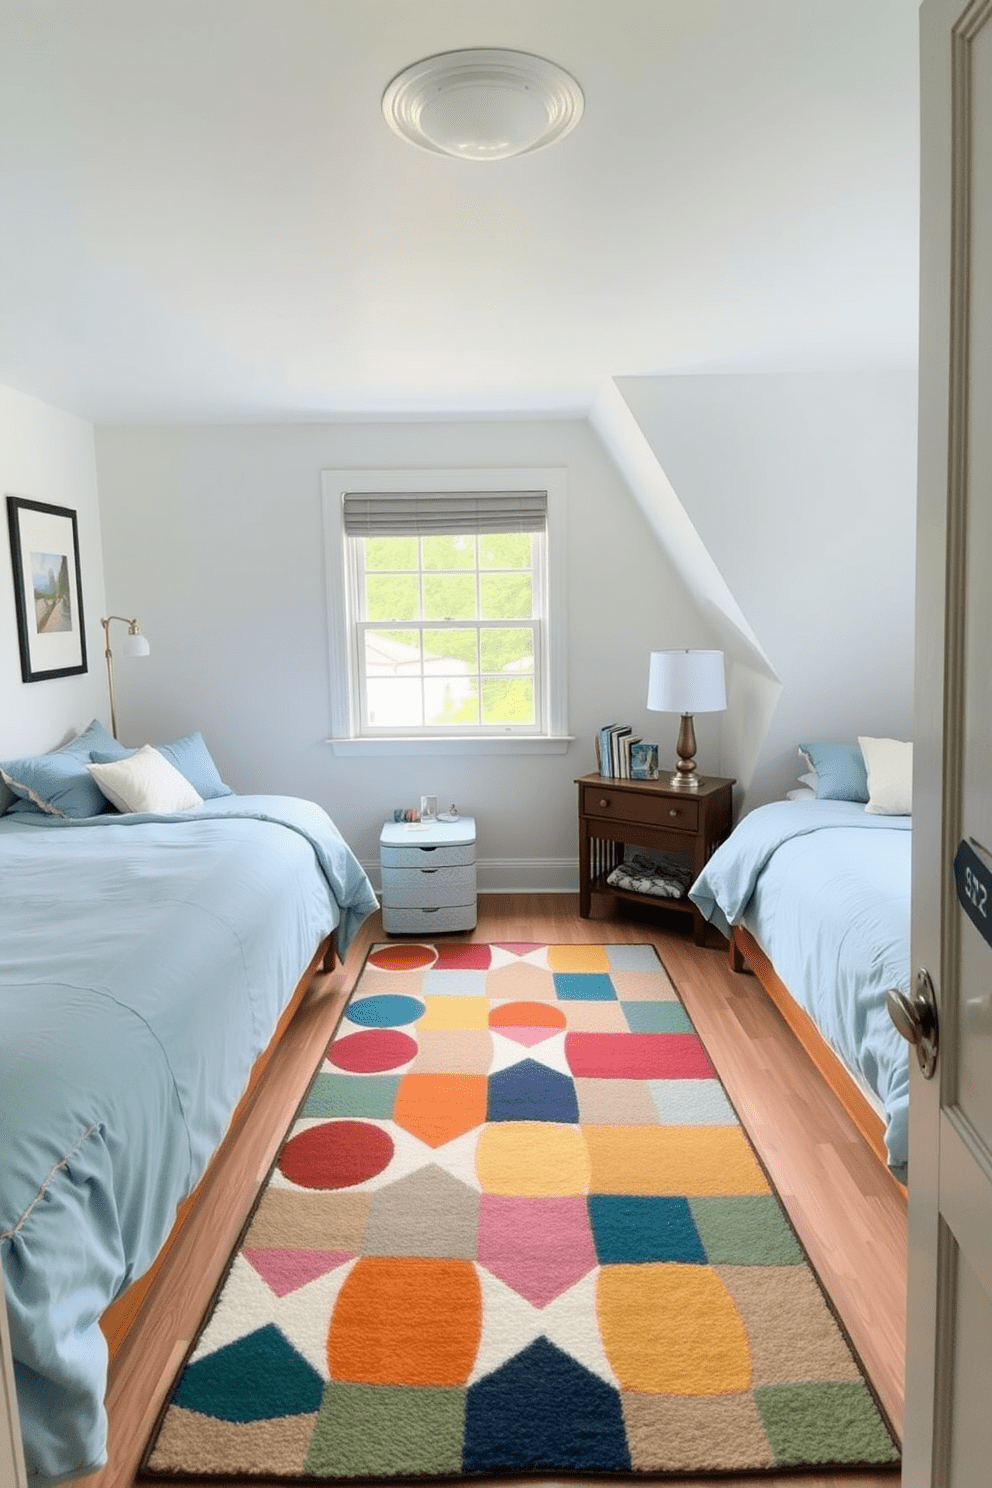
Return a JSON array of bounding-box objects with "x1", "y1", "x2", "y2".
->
[{"x1": 82, "y1": 894, "x2": 907, "y2": 1488}]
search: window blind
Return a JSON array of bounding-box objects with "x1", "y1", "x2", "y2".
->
[{"x1": 342, "y1": 490, "x2": 547, "y2": 537}]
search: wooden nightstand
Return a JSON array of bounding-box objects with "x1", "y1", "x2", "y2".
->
[{"x1": 575, "y1": 772, "x2": 735, "y2": 944}]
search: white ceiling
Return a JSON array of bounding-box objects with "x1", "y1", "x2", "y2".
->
[{"x1": 0, "y1": 0, "x2": 921, "y2": 425}]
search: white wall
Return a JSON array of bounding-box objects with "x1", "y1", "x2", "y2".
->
[
  {"x1": 94, "y1": 419, "x2": 719, "y2": 886},
  {"x1": 611, "y1": 371, "x2": 918, "y2": 806},
  {"x1": 0, "y1": 385, "x2": 106, "y2": 756}
]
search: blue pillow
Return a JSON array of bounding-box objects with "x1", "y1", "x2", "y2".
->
[
  {"x1": 90, "y1": 731, "x2": 232, "y2": 801},
  {"x1": 798, "y1": 740, "x2": 869, "y2": 803},
  {"x1": 1, "y1": 719, "x2": 126, "y2": 818}
]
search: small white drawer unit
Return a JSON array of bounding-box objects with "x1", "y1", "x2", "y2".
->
[{"x1": 379, "y1": 816, "x2": 477, "y2": 934}]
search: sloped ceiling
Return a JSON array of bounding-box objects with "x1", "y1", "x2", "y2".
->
[{"x1": 0, "y1": 0, "x2": 919, "y2": 424}]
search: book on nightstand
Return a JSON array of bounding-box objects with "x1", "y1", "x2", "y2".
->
[{"x1": 629, "y1": 741, "x2": 660, "y2": 780}]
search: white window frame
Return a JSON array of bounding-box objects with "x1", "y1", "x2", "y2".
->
[{"x1": 322, "y1": 468, "x2": 570, "y2": 757}]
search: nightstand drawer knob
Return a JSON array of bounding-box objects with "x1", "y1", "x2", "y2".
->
[
  {"x1": 669, "y1": 809, "x2": 679, "y2": 817},
  {"x1": 599, "y1": 798, "x2": 609, "y2": 808}
]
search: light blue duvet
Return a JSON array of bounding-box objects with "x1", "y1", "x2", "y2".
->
[
  {"x1": 0, "y1": 796, "x2": 378, "y2": 1484},
  {"x1": 689, "y1": 799, "x2": 910, "y2": 1176}
]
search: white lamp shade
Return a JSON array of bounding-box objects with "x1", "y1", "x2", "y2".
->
[
  {"x1": 647, "y1": 650, "x2": 726, "y2": 714},
  {"x1": 120, "y1": 632, "x2": 150, "y2": 658}
]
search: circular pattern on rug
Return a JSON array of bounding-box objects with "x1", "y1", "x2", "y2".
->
[
  {"x1": 345, "y1": 995, "x2": 425, "y2": 1028},
  {"x1": 329, "y1": 1028, "x2": 417, "y2": 1073},
  {"x1": 367, "y1": 943, "x2": 438, "y2": 971},
  {"x1": 279, "y1": 1120, "x2": 394, "y2": 1190}
]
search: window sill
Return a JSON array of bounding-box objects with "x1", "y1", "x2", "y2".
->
[{"x1": 326, "y1": 735, "x2": 574, "y2": 758}]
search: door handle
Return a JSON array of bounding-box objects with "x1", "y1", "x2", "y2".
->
[{"x1": 886, "y1": 968, "x2": 939, "y2": 1078}]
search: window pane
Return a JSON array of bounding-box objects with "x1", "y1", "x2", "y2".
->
[
  {"x1": 423, "y1": 573, "x2": 477, "y2": 620},
  {"x1": 365, "y1": 573, "x2": 420, "y2": 621},
  {"x1": 422, "y1": 534, "x2": 475, "y2": 571},
  {"x1": 479, "y1": 532, "x2": 530, "y2": 570},
  {"x1": 422, "y1": 627, "x2": 479, "y2": 669},
  {"x1": 482, "y1": 676, "x2": 535, "y2": 725},
  {"x1": 425, "y1": 677, "x2": 479, "y2": 727},
  {"x1": 365, "y1": 537, "x2": 418, "y2": 571},
  {"x1": 480, "y1": 627, "x2": 534, "y2": 674},
  {"x1": 366, "y1": 678, "x2": 424, "y2": 728},
  {"x1": 364, "y1": 629, "x2": 422, "y2": 673},
  {"x1": 480, "y1": 572, "x2": 532, "y2": 620}
]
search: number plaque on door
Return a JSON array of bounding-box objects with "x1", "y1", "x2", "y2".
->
[{"x1": 954, "y1": 838, "x2": 992, "y2": 948}]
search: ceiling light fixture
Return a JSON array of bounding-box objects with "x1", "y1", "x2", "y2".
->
[{"x1": 382, "y1": 48, "x2": 584, "y2": 161}]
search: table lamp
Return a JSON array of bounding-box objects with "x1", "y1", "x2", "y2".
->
[{"x1": 647, "y1": 649, "x2": 726, "y2": 790}]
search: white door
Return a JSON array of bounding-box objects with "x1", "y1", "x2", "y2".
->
[{"x1": 904, "y1": 1, "x2": 992, "y2": 1483}]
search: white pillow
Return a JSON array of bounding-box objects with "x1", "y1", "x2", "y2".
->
[
  {"x1": 87, "y1": 745, "x2": 203, "y2": 814},
  {"x1": 858, "y1": 736, "x2": 913, "y2": 815}
]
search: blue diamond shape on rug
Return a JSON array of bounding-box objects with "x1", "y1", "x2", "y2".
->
[
  {"x1": 588, "y1": 1193, "x2": 707, "y2": 1264},
  {"x1": 463, "y1": 1336, "x2": 631, "y2": 1472},
  {"x1": 487, "y1": 1060, "x2": 579, "y2": 1123},
  {"x1": 172, "y1": 1322, "x2": 325, "y2": 1422}
]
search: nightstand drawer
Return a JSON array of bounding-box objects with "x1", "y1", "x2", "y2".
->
[
  {"x1": 382, "y1": 902, "x2": 477, "y2": 934},
  {"x1": 380, "y1": 863, "x2": 477, "y2": 908},
  {"x1": 581, "y1": 784, "x2": 700, "y2": 834},
  {"x1": 380, "y1": 842, "x2": 475, "y2": 871}
]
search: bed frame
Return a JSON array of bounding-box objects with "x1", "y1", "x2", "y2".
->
[
  {"x1": 729, "y1": 924, "x2": 904, "y2": 1187},
  {"x1": 99, "y1": 931, "x2": 337, "y2": 1355}
]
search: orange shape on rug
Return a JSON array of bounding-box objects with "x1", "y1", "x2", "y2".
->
[
  {"x1": 489, "y1": 1001, "x2": 567, "y2": 1046},
  {"x1": 393, "y1": 1073, "x2": 488, "y2": 1147},
  {"x1": 328, "y1": 1257, "x2": 481, "y2": 1386},
  {"x1": 598, "y1": 1263, "x2": 752, "y2": 1395}
]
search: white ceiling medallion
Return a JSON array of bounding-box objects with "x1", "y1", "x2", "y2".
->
[{"x1": 382, "y1": 48, "x2": 584, "y2": 161}]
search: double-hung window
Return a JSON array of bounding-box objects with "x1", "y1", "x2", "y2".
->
[{"x1": 323, "y1": 468, "x2": 568, "y2": 754}]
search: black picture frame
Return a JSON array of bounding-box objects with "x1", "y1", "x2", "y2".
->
[{"x1": 6, "y1": 495, "x2": 88, "y2": 682}]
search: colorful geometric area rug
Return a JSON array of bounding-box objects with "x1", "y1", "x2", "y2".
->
[{"x1": 142, "y1": 942, "x2": 899, "y2": 1480}]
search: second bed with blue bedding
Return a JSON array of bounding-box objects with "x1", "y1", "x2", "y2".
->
[{"x1": 689, "y1": 798, "x2": 911, "y2": 1178}]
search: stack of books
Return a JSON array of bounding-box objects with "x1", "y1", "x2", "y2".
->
[{"x1": 595, "y1": 725, "x2": 660, "y2": 781}]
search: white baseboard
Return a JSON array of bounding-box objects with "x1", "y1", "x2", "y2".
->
[{"x1": 362, "y1": 857, "x2": 578, "y2": 895}]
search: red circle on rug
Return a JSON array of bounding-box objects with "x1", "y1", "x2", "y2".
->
[
  {"x1": 367, "y1": 943, "x2": 437, "y2": 971},
  {"x1": 279, "y1": 1120, "x2": 394, "y2": 1190},
  {"x1": 329, "y1": 1028, "x2": 417, "y2": 1072}
]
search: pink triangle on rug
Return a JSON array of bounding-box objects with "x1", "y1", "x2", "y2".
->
[
  {"x1": 498, "y1": 1025, "x2": 560, "y2": 1047},
  {"x1": 243, "y1": 1247, "x2": 353, "y2": 1297},
  {"x1": 493, "y1": 942, "x2": 544, "y2": 956}
]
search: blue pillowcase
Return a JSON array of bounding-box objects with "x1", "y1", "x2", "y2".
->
[
  {"x1": 798, "y1": 740, "x2": 869, "y2": 803},
  {"x1": 1, "y1": 719, "x2": 126, "y2": 819},
  {"x1": 90, "y1": 731, "x2": 232, "y2": 801}
]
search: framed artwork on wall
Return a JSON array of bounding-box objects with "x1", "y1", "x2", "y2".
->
[{"x1": 6, "y1": 495, "x2": 88, "y2": 683}]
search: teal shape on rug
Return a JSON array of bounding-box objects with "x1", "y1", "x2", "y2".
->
[
  {"x1": 301, "y1": 1072, "x2": 399, "y2": 1119},
  {"x1": 755, "y1": 1380, "x2": 900, "y2": 1466},
  {"x1": 690, "y1": 1194, "x2": 805, "y2": 1265},
  {"x1": 172, "y1": 1323, "x2": 324, "y2": 1421},
  {"x1": 463, "y1": 1336, "x2": 630, "y2": 1472},
  {"x1": 588, "y1": 1193, "x2": 706, "y2": 1264},
  {"x1": 552, "y1": 972, "x2": 617, "y2": 1001},
  {"x1": 487, "y1": 1060, "x2": 578, "y2": 1123},
  {"x1": 621, "y1": 1000, "x2": 694, "y2": 1033},
  {"x1": 344, "y1": 994, "x2": 425, "y2": 1027},
  {"x1": 306, "y1": 1381, "x2": 466, "y2": 1477}
]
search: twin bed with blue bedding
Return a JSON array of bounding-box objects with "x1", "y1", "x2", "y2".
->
[
  {"x1": 0, "y1": 723, "x2": 378, "y2": 1484},
  {"x1": 690, "y1": 738, "x2": 916, "y2": 1178},
  {"x1": 690, "y1": 792, "x2": 911, "y2": 1182}
]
